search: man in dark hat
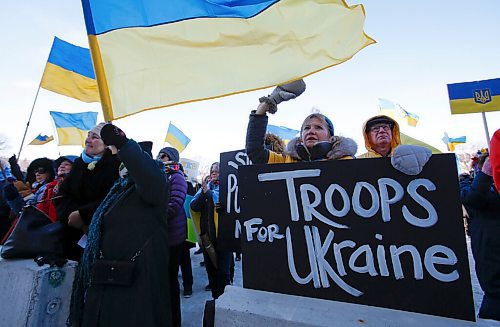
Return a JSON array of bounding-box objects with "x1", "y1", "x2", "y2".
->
[{"x1": 359, "y1": 115, "x2": 400, "y2": 158}]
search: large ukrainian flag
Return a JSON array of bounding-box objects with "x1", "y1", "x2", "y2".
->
[
  {"x1": 447, "y1": 78, "x2": 500, "y2": 114},
  {"x1": 81, "y1": 0, "x2": 375, "y2": 121},
  {"x1": 49, "y1": 111, "x2": 98, "y2": 146},
  {"x1": 41, "y1": 37, "x2": 100, "y2": 103}
]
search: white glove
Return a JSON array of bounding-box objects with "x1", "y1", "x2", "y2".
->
[
  {"x1": 259, "y1": 79, "x2": 306, "y2": 114},
  {"x1": 391, "y1": 145, "x2": 432, "y2": 175}
]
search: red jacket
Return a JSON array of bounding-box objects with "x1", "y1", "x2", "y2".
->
[
  {"x1": 491, "y1": 129, "x2": 500, "y2": 193},
  {"x1": 37, "y1": 178, "x2": 63, "y2": 222}
]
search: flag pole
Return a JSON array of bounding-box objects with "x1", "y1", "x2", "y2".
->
[
  {"x1": 481, "y1": 112, "x2": 491, "y2": 148},
  {"x1": 17, "y1": 37, "x2": 55, "y2": 159},
  {"x1": 17, "y1": 81, "x2": 43, "y2": 159}
]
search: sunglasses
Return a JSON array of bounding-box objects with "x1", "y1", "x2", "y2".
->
[
  {"x1": 35, "y1": 167, "x2": 48, "y2": 174},
  {"x1": 158, "y1": 153, "x2": 168, "y2": 160}
]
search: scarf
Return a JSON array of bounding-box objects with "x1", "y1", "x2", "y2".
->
[
  {"x1": 81, "y1": 150, "x2": 102, "y2": 164},
  {"x1": 68, "y1": 174, "x2": 133, "y2": 326},
  {"x1": 164, "y1": 161, "x2": 180, "y2": 174}
]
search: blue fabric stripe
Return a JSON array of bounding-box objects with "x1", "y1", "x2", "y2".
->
[
  {"x1": 47, "y1": 37, "x2": 95, "y2": 79},
  {"x1": 447, "y1": 78, "x2": 500, "y2": 100},
  {"x1": 35, "y1": 134, "x2": 49, "y2": 141},
  {"x1": 449, "y1": 136, "x2": 466, "y2": 143},
  {"x1": 82, "y1": 0, "x2": 278, "y2": 35},
  {"x1": 50, "y1": 111, "x2": 98, "y2": 130},
  {"x1": 168, "y1": 123, "x2": 190, "y2": 146}
]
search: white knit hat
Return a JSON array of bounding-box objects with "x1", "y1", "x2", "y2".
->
[{"x1": 89, "y1": 122, "x2": 107, "y2": 137}]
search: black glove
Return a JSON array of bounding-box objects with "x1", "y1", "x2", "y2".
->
[
  {"x1": 259, "y1": 79, "x2": 306, "y2": 114},
  {"x1": 100, "y1": 123, "x2": 129, "y2": 149},
  {"x1": 8, "y1": 154, "x2": 17, "y2": 167}
]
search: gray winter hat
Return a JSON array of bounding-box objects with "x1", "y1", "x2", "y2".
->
[{"x1": 159, "y1": 147, "x2": 180, "y2": 162}]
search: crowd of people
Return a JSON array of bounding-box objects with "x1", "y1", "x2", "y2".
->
[{"x1": 0, "y1": 79, "x2": 498, "y2": 324}]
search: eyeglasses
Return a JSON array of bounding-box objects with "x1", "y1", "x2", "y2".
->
[
  {"x1": 35, "y1": 167, "x2": 47, "y2": 174},
  {"x1": 369, "y1": 124, "x2": 391, "y2": 133},
  {"x1": 158, "y1": 153, "x2": 168, "y2": 160}
]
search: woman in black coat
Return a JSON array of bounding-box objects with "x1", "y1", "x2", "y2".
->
[
  {"x1": 70, "y1": 124, "x2": 171, "y2": 326},
  {"x1": 55, "y1": 123, "x2": 120, "y2": 260}
]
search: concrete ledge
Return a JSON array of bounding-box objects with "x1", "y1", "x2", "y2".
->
[
  {"x1": 215, "y1": 286, "x2": 497, "y2": 327},
  {"x1": 0, "y1": 254, "x2": 77, "y2": 327}
]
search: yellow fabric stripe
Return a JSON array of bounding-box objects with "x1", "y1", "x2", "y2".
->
[
  {"x1": 41, "y1": 62, "x2": 100, "y2": 103},
  {"x1": 88, "y1": 35, "x2": 113, "y2": 121},
  {"x1": 165, "y1": 134, "x2": 187, "y2": 152},
  {"x1": 96, "y1": 0, "x2": 374, "y2": 119},
  {"x1": 450, "y1": 95, "x2": 500, "y2": 114},
  {"x1": 56, "y1": 127, "x2": 88, "y2": 146},
  {"x1": 28, "y1": 136, "x2": 54, "y2": 145}
]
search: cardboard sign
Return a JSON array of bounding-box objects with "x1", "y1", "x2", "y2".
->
[
  {"x1": 239, "y1": 154, "x2": 475, "y2": 321},
  {"x1": 218, "y1": 150, "x2": 251, "y2": 252}
]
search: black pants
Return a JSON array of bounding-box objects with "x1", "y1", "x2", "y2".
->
[
  {"x1": 180, "y1": 242, "x2": 193, "y2": 290},
  {"x1": 169, "y1": 243, "x2": 183, "y2": 327},
  {"x1": 203, "y1": 248, "x2": 233, "y2": 299}
]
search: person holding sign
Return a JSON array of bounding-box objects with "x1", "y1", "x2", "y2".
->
[
  {"x1": 460, "y1": 154, "x2": 500, "y2": 321},
  {"x1": 190, "y1": 162, "x2": 233, "y2": 299},
  {"x1": 359, "y1": 115, "x2": 431, "y2": 175},
  {"x1": 246, "y1": 79, "x2": 357, "y2": 164}
]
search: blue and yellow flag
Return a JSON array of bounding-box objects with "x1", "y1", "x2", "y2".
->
[
  {"x1": 28, "y1": 134, "x2": 54, "y2": 145},
  {"x1": 447, "y1": 78, "x2": 500, "y2": 114},
  {"x1": 81, "y1": 0, "x2": 375, "y2": 121},
  {"x1": 49, "y1": 111, "x2": 98, "y2": 146},
  {"x1": 165, "y1": 122, "x2": 190, "y2": 153},
  {"x1": 41, "y1": 37, "x2": 99, "y2": 103},
  {"x1": 378, "y1": 98, "x2": 419, "y2": 127},
  {"x1": 442, "y1": 133, "x2": 466, "y2": 152},
  {"x1": 267, "y1": 125, "x2": 299, "y2": 144}
]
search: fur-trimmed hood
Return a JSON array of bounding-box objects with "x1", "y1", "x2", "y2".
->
[{"x1": 284, "y1": 136, "x2": 358, "y2": 161}]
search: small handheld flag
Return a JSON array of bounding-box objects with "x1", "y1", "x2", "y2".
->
[
  {"x1": 28, "y1": 134, "x2": 54, "y2": 145},
  {"x1": 165, "y1": 122, "x2": 190, "y2": 152},
  {"x1": 378, "y1": 98, "x2": 419, "y2": 127}
]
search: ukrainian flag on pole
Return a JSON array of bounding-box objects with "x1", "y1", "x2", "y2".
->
[
  {"x1": 41, "y1": 37, "x2": 99, "y2": 103},
  {"x1": 80, "y1": 0, "x2": 374, "y2": 121},
  {"x1": 165, "y1": 122, "x2": 190, "y2": 152},
  {"x1": 50, "y1": 111, "x2": 98, "y2": 146},
  {"x1": 447, "y1": 78, "x2": 500, "y2": 114}
]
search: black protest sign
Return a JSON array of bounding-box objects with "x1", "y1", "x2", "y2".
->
[
  {"x1": 218, "y1": 150, "x2": 251, "y2": 252},
  {"x1": 239, "y1": 154, "x2": 475, "y2": 321}
]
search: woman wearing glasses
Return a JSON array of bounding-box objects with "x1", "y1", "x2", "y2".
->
[{"x1": 157, "y1": 146, "x2": 187, "y2": 327}]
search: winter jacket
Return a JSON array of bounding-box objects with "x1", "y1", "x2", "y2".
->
[
  {"x1": 358, "y1": 115, "x2": 401, "y2": 158},
  {"x1": 190, "y1": 182, "x2": 219, "y2": 245},
  {"x1": 460, "y1": 171, "x2": 500, "y2": 319},
  {"x1": 82, "y1": 140, "x2": 171, "y2": 327},
  {"x1": 55, "y1": 149, "x2": 120, "y2": 260},
  {"x1": 246, "y1": 112, "x2": 357, "y2": 164},
  {"x1": 37, "y1": 177, "x2": 65, "y2": 222},
  {"x1": 166, "y1": 169, "x2": 187, "y2": 246}
]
